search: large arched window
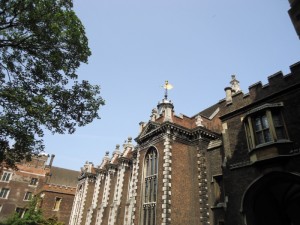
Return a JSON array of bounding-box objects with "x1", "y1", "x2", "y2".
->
[{"x1": 142, "y1": 147, "x2": 158, "y2": 225}]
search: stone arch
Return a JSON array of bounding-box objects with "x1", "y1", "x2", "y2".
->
[{"x1": 241, "y1": 171, "x2": 300, "y2": 225}]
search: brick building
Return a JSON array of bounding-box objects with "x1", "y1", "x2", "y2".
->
[
  {"x1": 37, "y1": 166, "x2": 79, "y2": 225},
  {"x1": 69, "y1": 61, "x2": 300, "y2": 225},
  {"x1": 0, "y1": 154, "x2": 79, "y2": 224},
  {"x1": 0, "y1": 154, "x2": 50, "y2": 220}
]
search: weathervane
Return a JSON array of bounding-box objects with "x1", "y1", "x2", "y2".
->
[{"x1": 163, "y1": 80, "x2": 173, "y2": 100}]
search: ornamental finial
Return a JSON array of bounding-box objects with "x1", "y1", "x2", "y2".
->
[{"x1": 162, "y1": 80, "x2": 173, "y2": 100}]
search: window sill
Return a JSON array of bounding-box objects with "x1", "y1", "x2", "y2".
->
[
  {"x1": 249, "y1": 140, "x2": 294, "y2": 162},
  {"x1": 211, "y1": 202, "x2": 226, "y2": 210}
]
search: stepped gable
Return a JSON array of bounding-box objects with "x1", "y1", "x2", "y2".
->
[{"x1": 219, "y1": 61, "x2": 300, "y2": 118}]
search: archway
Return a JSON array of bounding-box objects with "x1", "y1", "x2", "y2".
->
[{"x1": 241, "y1": 171, "x2": 300, "y2": 225}]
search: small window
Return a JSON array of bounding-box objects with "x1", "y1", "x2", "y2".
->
[
  {"x1": 23, "y1": 192, "x2": 32, "y2": 201},
  {"x1": 1, "y1": 172, "x2": 12, "y2": 182},
  {"x1": 0, "y1": 188, "x2": 10, "y2": 198},
  {"x1": 53, "y1": 197, "x2": 62, "y2": 211},
  {"x1": 15, "y1": 207, "x2": 27, "y2": 218},
  {"x1": 29, "y1": 178, "x2": 38, "y2": 186}
]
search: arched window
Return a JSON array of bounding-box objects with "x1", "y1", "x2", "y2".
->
[{"x1": 142, "y1": 148, "x2": 158, "y2": 225}]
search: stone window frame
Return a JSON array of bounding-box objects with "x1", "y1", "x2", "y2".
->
[
  {"x1": 29, "y1": 177, "x2": 38, "y2": 186},
  {"x1": 244, "y1": 102, "x2": 289, "y2": 150},
  {"x1": 0, "y1": 188, "x2": 10, "y2": 199},
  {"x1": 23, "y1": 191, "x2": 33, "y2": 201},
  {"x1": 53, "y1": 197, "x2": 62, "y2": 211},
  {"x1": 15, "y1": 207, "x2": 27, "y2": 218},
  {"x1": 211, "y1": 174, "x2": 224, "y2": 206},
  {"x1": 141, "y1": 147, "x2": 158, "y2": 225},
  {"x1": 1, "y1": 171, "x2": 12, "y2": 182}
]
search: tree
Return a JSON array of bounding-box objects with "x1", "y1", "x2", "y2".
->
[
  {"x1": 0, "y1": 0, "x2": 104, "y2": 166},
  {"x1": 0, "y1": 197, "x2": 64, "y2": 225}
]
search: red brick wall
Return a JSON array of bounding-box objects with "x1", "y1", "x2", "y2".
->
[{"x1": 40, "y1": 191, "x2": 75, "y2": 225}]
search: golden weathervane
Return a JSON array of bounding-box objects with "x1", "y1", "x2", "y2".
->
[{"x1": 163, "y1": 80, "x2": 173, "y2": 100}]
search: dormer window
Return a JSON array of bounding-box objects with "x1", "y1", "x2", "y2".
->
[{"x1": 244, "y1": 103, "x2": 288, "y2": 150}]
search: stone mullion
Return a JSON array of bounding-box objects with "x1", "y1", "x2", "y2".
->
[
  {"x1": 197, "y1": 149, "x2": 210, "y2": 225},
  {"x1": 161, "y1": 132, "x2": 172, "y2": 225}
]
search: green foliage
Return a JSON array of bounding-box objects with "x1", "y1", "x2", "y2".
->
[
  {"x1": 0, "y1": 0, "x2": 104, "y2": 166},
  {"x1": 0, "y1": 198, "x2": 64, "y2": 225}
]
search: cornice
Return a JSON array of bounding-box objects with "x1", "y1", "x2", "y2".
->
[{"x1": 135, "y1": 121, "x2": 220, "y2": 145}]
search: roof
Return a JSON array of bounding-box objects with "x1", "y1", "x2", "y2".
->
[
  {"x1": 197, "y1": 103, "x2": 220, "y2": 119},
  {"x1": 48, "y1": 166, "x2": 79, "y2": 187}
]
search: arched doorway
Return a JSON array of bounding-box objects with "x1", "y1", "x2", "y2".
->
[{"x1": 241, "y1": 171, "x2": 300, "y2": 225}]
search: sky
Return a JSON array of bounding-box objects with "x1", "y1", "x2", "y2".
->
[{"x1": 43, "y1": 0, "x2": 300, "y2": 171}]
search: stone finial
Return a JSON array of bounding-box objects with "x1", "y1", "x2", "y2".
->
[
  {"x1": 103, "y1": 151, "x2": 110, "y2": 161},
  {"x1": 139, "y1": 121, "x2": 145, "y2": 133},
  {"x1": 127, "y1": 137, "x2": 132, "y2": 143},
  {"x1": 195, "y1": 115, "x2": 204, "y2": 127},
  {"x1": 113, "y1": 144, "x2": 121, "y2": 155},
  {"x1": 230, "y1": 75, "x2": 241, "y2": 93},
  {"x1": 150, "y1": 108, "x2": 158, "y2": 121}
]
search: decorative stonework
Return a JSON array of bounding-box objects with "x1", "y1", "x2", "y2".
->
[
  {"x1": 195, "y1": 115, "x2": 204, "y2": 127},
  {"x1": 85, "y1": 173, "x2": 104, "y2": 225},
  {"x1": 197, "y1": 148, "x2": 210, "y2": 225},
  {"x1": 95, "y1": 170, "x2": 113, "y2": 225},
  {"x1": 129, "y1": 149, "x2": 140, "y2": 225},
  {"x1": 108, "y1": 163, "x2": 127, "y2": 225},
  {"x1": 161, "y1": 130, "x2": 172, "y2": 225},
  {"x1": 69, "y1": 179, "x2": 89, "y2": 225}
]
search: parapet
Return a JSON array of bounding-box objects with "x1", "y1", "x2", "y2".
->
[{"x1": 220, "y1": 61, "x2": 300, "y2": 117}]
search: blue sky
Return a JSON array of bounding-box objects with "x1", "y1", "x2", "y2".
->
[{"x1": 43, "y1": 0, "x2": 300, "y2": 170}]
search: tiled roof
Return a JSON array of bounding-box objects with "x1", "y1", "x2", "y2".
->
[{"x1": 47, "y1": 166, "x2": 79, "y2": 187}]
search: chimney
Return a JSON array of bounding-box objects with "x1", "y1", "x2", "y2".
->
[
  {"x1": 224, "y1": 87, "x2": 232, "y2": 104},
  {"x1": 49, "y1": 154, "x2": 55, "y2": 168}
]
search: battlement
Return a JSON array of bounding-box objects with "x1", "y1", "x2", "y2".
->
[{"x1": 220, "y1": 61, "x2": 300, "y2": 116}]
